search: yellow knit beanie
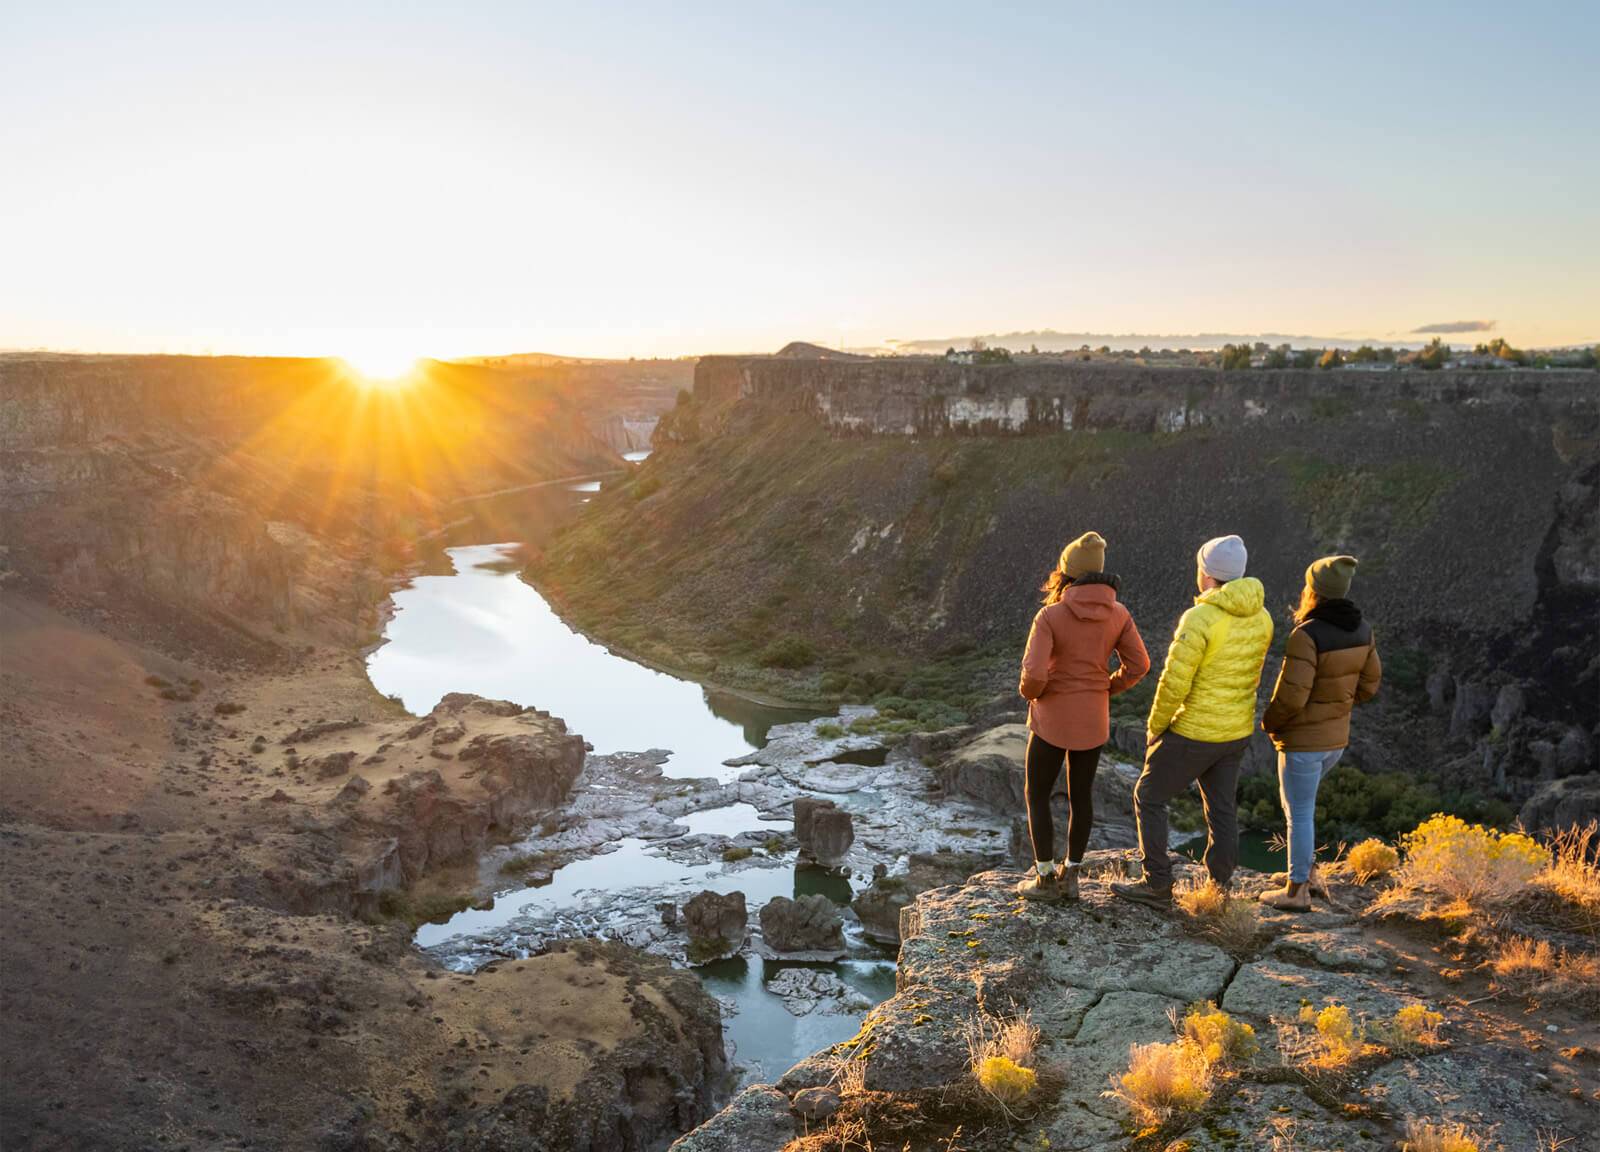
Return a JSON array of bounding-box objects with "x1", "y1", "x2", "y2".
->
[{"x1": 1060, "y1": 532, "x2": 1106, "y2": 580}]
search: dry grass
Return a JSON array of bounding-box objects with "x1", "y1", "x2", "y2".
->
[
  {"x1": 829, "y1": 1052, "x2": 867, "y2": 1097},
  {"x1": 1174, "y1": 877, "x2": 1261, "y2": 953},
  {"x1": 963, "y1": 1011, "x2": 1040, "y2": 1105},
  {"x1": 1521, "y1": 822, "x2": 1600, "y2": 934},
  {"x1": 1344, "y1": 838, "x2": 1399, "y2": 883},
  {"x1": 1490, "y1": 935, "x2": 1600, "y2": 1009},
  {"x1": 1402, "y1": 1120, "x2": 1482, "y2": 1151},
  {"x1": 1104, "y1": 1039, "x2": 1212, "y2": 1127}
]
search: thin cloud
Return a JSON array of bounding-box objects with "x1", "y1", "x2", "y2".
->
[{"x1": 1412, "y1": 319, "x2": 1496, "y2": 334}]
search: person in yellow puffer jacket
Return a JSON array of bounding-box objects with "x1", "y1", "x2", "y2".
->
[{"x1": 1112, "y1": 535, "x2": 1273, "y2": 908}]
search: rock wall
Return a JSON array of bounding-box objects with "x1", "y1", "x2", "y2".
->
[{"x1": 695, "y1": 355, "x2": 1597, "y2": 437}]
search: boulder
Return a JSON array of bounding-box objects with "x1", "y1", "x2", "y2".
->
[
  {"x1": 851, "y1": 850, "x2": 1005, "y2": 944},
  {"x1": 682, "y1": 890, "x2": 746, "y2": 961},
  {"x1": 758, "y1": 894, "x2": 844, "y2": 954},
  {"x1": 1490, "y1": 683, "x2": 1525, "y2": 730},
  {"x1": 1518, "y1": 774, "x2": 1600, "y2": 832},
  {"x1": 668, "y1": 1085, "x2": 793, "y2": 1152},
  {"x1": 1449, "y1": 678, "x2": 1492, "y2": 741},
  {"x1": 1556, "y1": 725, "x2": 1595, "y2": 775},
  {"x1": 309, "y1": 750, "x2": 357, "y2": 778},
  {"x1": 793, "y1": 797, "x2": 853, "y2": 868},
  {"x1": 789, "y1": 1086, "x2": 841, "y2": 1123}
]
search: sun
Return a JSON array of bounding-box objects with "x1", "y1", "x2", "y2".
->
[{"x1": 339, "y1": 347, "x2": 424, "y2": 386}]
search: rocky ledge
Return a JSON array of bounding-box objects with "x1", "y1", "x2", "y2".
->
[
  {"x1": 674, "y1": 858, "x2": 1593, "y2": 1151},
  {"x1": 238, "y1": 692, "x2": 587, "y2": 917}
]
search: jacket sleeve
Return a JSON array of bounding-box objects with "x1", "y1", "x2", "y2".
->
[
  {"x1": 1018, "y1": 609, "x2": 1051, "y2": 700},
  {"x1": 1146, "y1": 607, "x2": 1208, "y2": 736},
  {"x1": 1356, "y1": 633, "x2": 1382, "y2": 704},
  {"x1": 1262, "y1": 627, "x2": 1317, "y2": 733},
  {"x1": 1108, "y1": 610, "x2": 1150, "y2": 696}
]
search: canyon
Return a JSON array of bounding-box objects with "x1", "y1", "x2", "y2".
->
[
  {"x1": 540, "y1": 355, "x2": 1600, "y2": 829},
  {"x1": 2, "y1": 350, "x2": 1596, "y2": 1151}
]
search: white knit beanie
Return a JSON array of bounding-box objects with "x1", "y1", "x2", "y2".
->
[{"x1": 1197, "y1": 535, "x2": 1248, "y2": 582}]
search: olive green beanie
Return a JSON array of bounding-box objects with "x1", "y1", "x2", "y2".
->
[
  {"x1": 1307, "y1": 554, "x2": 1358, "y2": 598},
  {"x1": 1060, "y1": 532, "x2": 1107, "y2": 580}
]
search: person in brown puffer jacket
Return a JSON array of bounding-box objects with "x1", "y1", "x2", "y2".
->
[{"x1": 1258, "y1": 555, "x2": 1382, "y2": 910}]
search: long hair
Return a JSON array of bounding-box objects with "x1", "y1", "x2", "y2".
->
[
  {"x1": 1292, "y1": 585, "x2": 1320, "y2": 626},
  {"x1": 1040, "y1": 567, "x2": 1073, "y2": 606}
]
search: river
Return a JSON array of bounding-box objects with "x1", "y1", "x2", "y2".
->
[{"x1": 367, "y1": 542, "x2": 896, "y2": 1083}]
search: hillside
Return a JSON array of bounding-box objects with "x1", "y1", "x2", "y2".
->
[{"x1": 532, "y1": 358, "x2": 1599, "y2": 825}]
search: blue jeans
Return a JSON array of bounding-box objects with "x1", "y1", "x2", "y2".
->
[{"x1": 1278, "y1": 749, "x2": 1344, "y2": 883}]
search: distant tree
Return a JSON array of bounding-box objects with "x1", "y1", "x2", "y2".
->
[
  {"x1": 1318, "y1": 348, "x2": 1344, "y2": 369},
  {"x1": 1349, "y1": 344, "x2": 1378, "y2": 363},
  {"x1": 1138, "y1": 345, "x2": 1153, "y2": 357},
  {"x1": 969, "y1": 337, "x2": 988, "y2": 352},
  {"x1": 1264, "y1": 345, "x2": 1290, "y2": 369},
  {"x1": 1417, "y1": 337, "x2": 1449, "y2": 371},
  {"x1": 974, "y1": 346, "x2": 1013, "y2": 364},
  {"x1": 1097, "y1": 345, "x2": 1112, "y2": 355},
  {"x1": 945, "y1": 346, "x2": 956, "y2": 358},
  {"x1": 1252, "y1": 341, "x2": 1270, "y2": 354},
  {"x1": 1029, "y1": 343, "x2": 1039, "y2": 355},
  {"x1": 1292, "y1": 349, "x2": 1317, "y2": 369},
  {"x1": 1220, "y1": 343, "x2": 1253, "y2": 371}
]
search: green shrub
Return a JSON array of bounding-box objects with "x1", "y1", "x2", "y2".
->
[{"x1": 758, "y1": 636, "x2": 816, "y2": 669}]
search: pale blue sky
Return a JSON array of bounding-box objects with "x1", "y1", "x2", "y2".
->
[{"x1": 2, "y1": 1, "x2": 1595, "y2": 359}]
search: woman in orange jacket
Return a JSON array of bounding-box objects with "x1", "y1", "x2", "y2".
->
[{"x1": 1017, "y1": 532, "x2": 1150, "y2": 902}]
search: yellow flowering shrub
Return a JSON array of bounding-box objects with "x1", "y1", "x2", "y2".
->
[
  {"x1": 1345, "y1": 838, "x2": 1399, "y2": 883},
  {"x1": 1376, "y1": 1003, "x2": 1445, "y2": 1051},
  {"x1": 976, "y1": 1055, "x2": 1037, "y2": 1103},
  {"x1": 1298, "y1": 1001, "x2": 1362, "y2": 1065},
  {"x1": 1398, "y1": 815, "x2": 1550, "y2": 904},
  {"x1": 1107, "y1": 1040, "x2": 1211, "y2": 1125},
  {"x1": 1182, "y1": 1002, "x2": 1259, "y2": 1067},
  {"x1": 1403, "y1": 1120, "x2": 1482, "y2": 1151}
]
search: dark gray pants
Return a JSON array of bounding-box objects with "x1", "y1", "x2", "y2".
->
[{"x1": 1133, "y1": 730, "x2": 1250, "y2": 889}]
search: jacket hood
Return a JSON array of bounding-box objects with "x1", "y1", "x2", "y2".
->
[
  {"x1": 1307, "y1": 597, "x2": 1363, "y2": 631},
  {"x1": 1062, "y1": 580, "x2": 1118, "y2": 621},
  {"x1": 1197, "y1": 576, "x2": 1265, "y2": 617}
]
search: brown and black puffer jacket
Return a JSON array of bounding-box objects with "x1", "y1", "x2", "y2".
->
[{"x1": 1261, "y1": 599, "x2": 1382, "y2": 752}]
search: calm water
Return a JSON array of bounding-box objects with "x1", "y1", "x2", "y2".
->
[
  {"x1": 368, "y1": 544, "x2": 817, "y2": 780},
  {"x1": 1180, "y1": 827, "x2": 1282, "y2": 873},
  {"x1": 372, "y1": 543, "x2": 884, "y2": 1080}
]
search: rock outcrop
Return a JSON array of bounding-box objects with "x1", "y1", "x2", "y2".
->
[
  {"x1": 682, "y1": 889, "x2": 747, "y2": 961},
  {"x1": 793, "y1": 795, "x2": 854, "y2": 868},
  {"x1": 679, "y1": 857, "x2": 1593, "y2": 1151},
  {"x1": 758, "y1": 894, "x2": 844, "y2": 955}
]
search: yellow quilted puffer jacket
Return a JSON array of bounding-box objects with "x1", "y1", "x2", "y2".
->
[{"x1": 1147, "y1": 577, "x2": 1274, "y2": 743}]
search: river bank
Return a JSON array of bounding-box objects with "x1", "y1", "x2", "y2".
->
[{"x1": 0, "y1": 589, "x2": 730, "y2": 1150}]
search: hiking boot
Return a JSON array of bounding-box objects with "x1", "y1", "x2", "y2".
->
[
  {"x1": 1017, "y1": 869, "x2": 1063, "y2": 902},
  {"x1": 1308, "y1": 864, "x2": 1331, "y2": 899},
  {"x1": 1111, "y1": 879, "x2": 1172, "y2": 910},
  {"x1": 1059, "y1": 863, "x2": 1080, "y2": 903},
  {"x1": 1258, "y1": 880, "x2": 1311, "y2": 912}
]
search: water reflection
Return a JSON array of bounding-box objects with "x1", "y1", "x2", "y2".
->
[
  {"x1": 367, "y1": 544, "x2": 820, "y2": 779},
  {"x1": 698, "y1": 956, "x2": 896, "y2": 1082}
]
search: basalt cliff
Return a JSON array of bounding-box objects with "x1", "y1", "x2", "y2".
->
[{"x1": 537, "y1": 357, "x2": 1600, "y2": 827}]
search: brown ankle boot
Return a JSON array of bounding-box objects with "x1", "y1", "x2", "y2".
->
[
  {"x1": 1018, "y1": 869, "x2": 1063, "y2": 902},
  {"x1": 1258, "y1": 880, "x2": 1311, "y2": 911},
  {"x1": 1058, "y1": 863, "x2": 1080, "y2": 902}
]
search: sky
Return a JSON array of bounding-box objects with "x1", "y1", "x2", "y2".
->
[{"x1": 2, "y1": 0, "x2": 1596, "y2": 362}]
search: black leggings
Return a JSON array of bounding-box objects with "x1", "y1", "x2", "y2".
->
[{"x1": 1024, "y1": 733, "x2": 1103, "y2": 865}]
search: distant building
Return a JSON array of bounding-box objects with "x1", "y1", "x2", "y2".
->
[{"x1": 946, "y1": 349, "x2": 977, "y2": 365}]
